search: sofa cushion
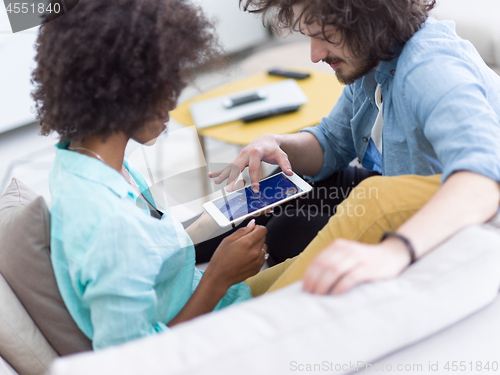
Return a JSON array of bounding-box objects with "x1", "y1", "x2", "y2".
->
[
  {"x1": 0, "y1": 355, "x2": 20, "y2": 375},
  {"x1": 0, "y1": 178, "x2": 92, "y2": 356}
]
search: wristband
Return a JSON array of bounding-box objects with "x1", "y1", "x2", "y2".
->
[{"x1": 380, "y1": 232, "x2": 417, "y2": 264}]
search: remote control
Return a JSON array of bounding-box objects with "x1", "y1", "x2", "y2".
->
[
  {"x1": 268, "y1": 69, "x2": 311, "y2": 80},
  {"x1": 221, "y1": 90, "x2": 267, "y2": 109},
  {"x1": 240, "y1": 105, "x2": 301, "y2": 122}
]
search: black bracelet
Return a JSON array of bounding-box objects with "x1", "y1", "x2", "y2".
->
[{"x1": 380, "y1": 232, "x2": 417, "y2": 264}]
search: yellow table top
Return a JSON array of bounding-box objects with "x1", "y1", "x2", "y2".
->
[{"x1": 170, "y1": 70, "x2": 343, "y2": 146}]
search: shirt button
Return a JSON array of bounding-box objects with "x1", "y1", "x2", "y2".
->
[
  {"x1": 362, "y1": 137, "x2": 368, "y2": 142},
  {"x1": 391, "y1": 70, "x2": 396, "y2": 75}
]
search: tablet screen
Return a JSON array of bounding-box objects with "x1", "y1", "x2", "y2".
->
[{"x1": 213, "y1": 173, "x2": 302, "y2": 221}]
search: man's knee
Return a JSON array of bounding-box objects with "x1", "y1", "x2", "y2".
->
[
  {"x1": 345, "y1": 173, "x2": 442, "y2": 210},
  {"x1": 344, "y1": 175, "x2": 386, "y2": 207}
]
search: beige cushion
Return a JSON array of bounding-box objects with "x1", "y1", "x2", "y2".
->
[
  {"x1": 0, "y1": 178, "x2": 92, "y2": 357},
  {"x1": 0, "y1": 272, "x2": 57, "y2": 375}
]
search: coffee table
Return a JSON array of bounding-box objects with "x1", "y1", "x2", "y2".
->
[{"x1": 170, "y1": 69, "x2": 343, "y2": 147}]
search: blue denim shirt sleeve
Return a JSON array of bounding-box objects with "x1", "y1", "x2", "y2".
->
[
  {"x1": 300, "y1": 84, "x2": 357, "y2": 181},
  {"x1": 398, "y1": 40, "x2": 500, "y2": 183}
]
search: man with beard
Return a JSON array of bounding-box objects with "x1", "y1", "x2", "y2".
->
[{"x1": 206, "y1": 0, "x2": 500, "y2": 295}]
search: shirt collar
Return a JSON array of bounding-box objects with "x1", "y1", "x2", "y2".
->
[
  {"x1": 361, "y1": 44, "x2": 403, "y2": 102},
  {"x1": 375, "y1": 44, "x2": 402, "y2": 85},
  {"x1": 55, "y1": 142, "x2": 134, "y2": 199}
]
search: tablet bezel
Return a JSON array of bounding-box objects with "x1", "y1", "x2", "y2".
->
[{"x1": 203, "y1": 172, "x2": 312, "y2": 227}]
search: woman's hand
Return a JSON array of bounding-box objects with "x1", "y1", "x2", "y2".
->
[
  {"x1": 302, "y1": 238, "x2": 411, "y2": 295},
  {"x1": 168, "y1": 219, "x2": 267, "y2": 327},
  {"x1": 204, "y1": 219, "x2": 268, "y2": 290}
]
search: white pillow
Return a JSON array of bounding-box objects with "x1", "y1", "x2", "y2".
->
[
  {"x1": 0, "y1": 273, "x2": 57, "y2": 375},
  {"x1": 0, "y1": 356, "x2": 18, "y2": 375}
]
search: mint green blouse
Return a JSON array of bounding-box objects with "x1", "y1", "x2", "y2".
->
[{"x1": 49, "y1": 143, "x2": 252, "y2": 350}]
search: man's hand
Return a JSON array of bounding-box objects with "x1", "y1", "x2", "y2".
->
[
  {"x1": 302, "y1": 238, "x2": 411, "y2": 295},
  {"x1": 209, "y1": 134, "x2": 293, "y2": 193}
]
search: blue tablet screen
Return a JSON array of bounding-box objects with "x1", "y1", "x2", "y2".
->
[{"x1": 213, "y1": 173, "x2": 302, "y2": 221}]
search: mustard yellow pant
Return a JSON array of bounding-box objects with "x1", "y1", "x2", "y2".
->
[{"x1": 245, "y1": 174, "x2": 442, "y2": 296}]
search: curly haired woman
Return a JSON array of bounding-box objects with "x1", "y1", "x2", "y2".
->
[{"x1": 32, "y1": 0, "x2": 267, "y2": 350}]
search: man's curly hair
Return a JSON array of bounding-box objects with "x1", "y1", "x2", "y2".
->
[
  {"x1": 240, "y1": 0, "x2": 436, "y2": 62},
  {"x1": 32, "y1": 0, "x2": 219, "y2": 142}
]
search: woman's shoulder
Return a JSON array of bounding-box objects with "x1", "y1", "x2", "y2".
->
[
  {"x1": 50, "y1": 148, "x2": 135, "y2": 217},
  {"x1": 50, "y1": 169, "x2": 120, "y2": 221}
]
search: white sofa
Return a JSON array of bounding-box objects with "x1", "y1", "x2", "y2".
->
[
  {"x1": 1, "y1": 214, "x2": 500, "y2": 375},
  {"x1": 432, "y1": 0, "x2": 500, "y2": 73},
  {"x1": 2, "y1": 176, "x2": 500, "y2": 375}
]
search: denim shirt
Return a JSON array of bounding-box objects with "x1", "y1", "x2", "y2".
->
[
  {"x1": 302, "y1": 18, "x2": 500, "y2": 183},
  {"x1": 50, "y1": 143, "x2": 252, "y2": 350}
]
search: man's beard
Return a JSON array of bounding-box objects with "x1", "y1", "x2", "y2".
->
[{"x1": 324, "y1": 56, "x2": 378, "y2": 85}]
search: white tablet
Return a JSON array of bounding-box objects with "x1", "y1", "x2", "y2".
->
[{"x1": 203, "y1": 172, "x2": 312, "y2": 227}]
